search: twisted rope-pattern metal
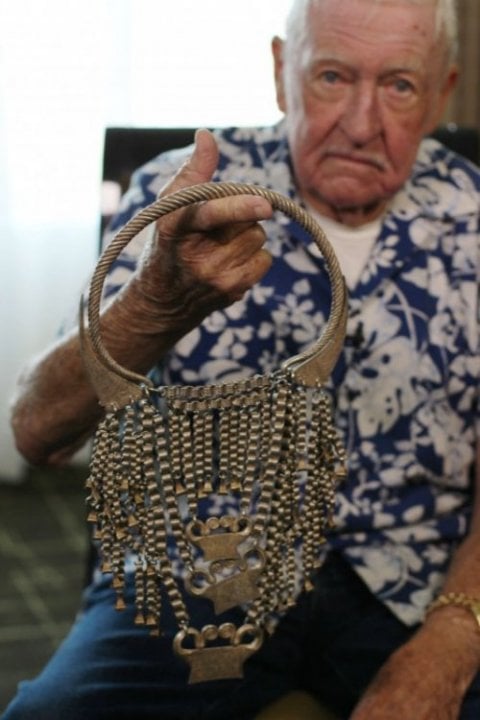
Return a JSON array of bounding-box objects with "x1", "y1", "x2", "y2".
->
[{"x1": 86, "y1": 181, "x2": 347, "y2": 388}]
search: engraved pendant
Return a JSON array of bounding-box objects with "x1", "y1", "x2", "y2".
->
[
  {"x1": 185, "y1": 549, "x2": 265, "y2": 613},
  {"x1": 186, "y1": 516, "x2": 253, "y2": 563},
  {"x1": 174, "y1": 623, "x2": 263, "y2": 683},
  {"x1": 185, "y1": 517, "x2": 264, "y2": 612}
]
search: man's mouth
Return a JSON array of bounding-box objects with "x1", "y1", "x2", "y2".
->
[{"x1": 323, "y1": 149, "x2": 386, "y2": 171}]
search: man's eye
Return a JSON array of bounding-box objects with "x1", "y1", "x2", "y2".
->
[
  {"x1": 321, "y1": 70, "x2": 340, "y2": 84},
  {"x1": 392, "y1": 78, "x2": 414, "y2": 94}
]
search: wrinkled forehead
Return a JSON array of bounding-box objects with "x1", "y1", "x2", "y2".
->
[
  {"x1": 290, "y1": 0, "x2": 443, "y2": 71},
  {"x1": 287, "y1": 0, "x2": 445, "y2": 52}
]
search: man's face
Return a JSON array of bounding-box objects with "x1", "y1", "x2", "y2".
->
[{"x1": 273, "y1": 0, "x2": 457, "y2": 225}]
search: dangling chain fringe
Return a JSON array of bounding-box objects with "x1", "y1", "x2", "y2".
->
[{"x1": 86, "y1": 370, "x2": 345, "y2": 681}]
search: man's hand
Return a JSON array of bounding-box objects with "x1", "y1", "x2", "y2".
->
[
  {"x1": 350, "y1": 609, "x2": 480, "y2": 720},
  {"x1": 123, "y1": 128, "x2": 274, "y2": 336}
]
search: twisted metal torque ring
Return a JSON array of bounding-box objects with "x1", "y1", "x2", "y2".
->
[{"x1": 85, "y1": 181, "x2": 348, "y2": 392}]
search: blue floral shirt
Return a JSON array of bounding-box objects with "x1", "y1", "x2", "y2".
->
[{"x1": 104, "y1": 122, "x2": 480, "y2": 626}]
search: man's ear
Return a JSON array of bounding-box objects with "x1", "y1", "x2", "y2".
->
[
  {"x1": 271, "y1": 36, "x2": 287, "y2": 113},
  {"x1": 426, "y1": 64, "x2": 459, "y2": 134}
]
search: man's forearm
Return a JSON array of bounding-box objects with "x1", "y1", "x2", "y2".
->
[
  {"x1": 10, "y1": 329, "x2": 102, "y2": 466},
  {"x1": 10, "y1": 288, "x2": 192, "y2": 467}
]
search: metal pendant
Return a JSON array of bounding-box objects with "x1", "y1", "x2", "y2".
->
[
  {"x1": 174, "y1": 623, "x2": 263, "y2": 683},
  {"x1": 186, "y1": 516, "x2": 253, "y2": 563},
  {"x1": 185, "y1": 517, "x2": 263, "y2": 612},
  {"x1": 185, "y1": 549, "x2": 265, "y2": 613}
]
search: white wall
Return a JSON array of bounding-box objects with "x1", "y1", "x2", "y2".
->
[{"x1": 0, "y1": 0, "x2": 291, "y2": 480}]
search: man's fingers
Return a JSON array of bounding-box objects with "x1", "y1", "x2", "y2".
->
[
  {"x1": 176, "y1": 194, "x2": 273, "y2": 236},
  {"x1": 150, "y1": 127, "x2": 274, "y2": 304},
  {"x1": 197, "y1": 244, "x2": 273, "y2": 304},
  {"x1": 183, "y1": 222, "x2": 268, "y2": 271},
  {"x1": 156, "y1": 127, "x2": 272, "y2": 242},
  {"x1": 223, "y1": 247, "x2": 273, "y2": 300},
  {"x1": 161, "y1": 128, "x2": 219, "y2": 197}
]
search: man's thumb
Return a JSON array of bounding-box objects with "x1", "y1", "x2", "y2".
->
[{"x1": 164, "y1": 128, "x2": 219, "y2": 195}]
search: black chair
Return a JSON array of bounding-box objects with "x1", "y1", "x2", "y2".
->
[
  {"x1": 102, "y1": 127, "x2": 197, "y2": 194},
  {"x1": 430, "y1": 123, "x2": 479, "y2": 165},
  {"x1": 100, "y1": 127, "x2": 197, "y2": 238}
]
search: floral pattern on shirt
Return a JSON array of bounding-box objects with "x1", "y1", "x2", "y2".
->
[{"x1": 103, "y1": 122, "x2": 480, "y2": 626}]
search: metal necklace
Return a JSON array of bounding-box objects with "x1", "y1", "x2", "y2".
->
[{"x1": 81, "y1": 182, "x2": 348, "y2": 683}]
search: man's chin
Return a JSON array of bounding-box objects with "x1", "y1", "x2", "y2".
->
[
  {"x1": 308, "y1": 187, "x2": 390, "y2": 225},
  {"x1": 323, "y1": 179, "x2": 385, "y2": 205}
]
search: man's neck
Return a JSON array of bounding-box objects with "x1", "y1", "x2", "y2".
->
[
  {"x1": 331, "y1": 203, "x2": 386, "y2": 227},
  {"x1": 306, "y1": 195, "x2": 388, "y2": 228}
]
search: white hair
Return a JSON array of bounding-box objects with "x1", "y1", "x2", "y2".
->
[{"x1": 284, "y1": 0, "x2": 458, "y2": 66}]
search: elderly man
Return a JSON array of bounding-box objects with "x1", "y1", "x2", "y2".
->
[{"x1": 5, "y1": 0, "x2": 480, "y2": 718}]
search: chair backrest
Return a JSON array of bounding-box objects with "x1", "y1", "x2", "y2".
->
[
  {"x1": 102, "y1": 127, "x2": 197, "y2": 194},
  {"x1": 100, "y1": 127, "x2": 197, "y2": 239},
  {"x1": 429, "y1": 124, "x2": 479, "y2": 165}
]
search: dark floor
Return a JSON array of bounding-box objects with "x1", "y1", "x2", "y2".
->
[{"x1": 0, "y1": 465, "x2": 89, "y2": 713}]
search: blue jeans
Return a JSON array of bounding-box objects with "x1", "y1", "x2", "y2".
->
[{"x1": 3, "y1": 553, "x2": 480, "y2": 719}]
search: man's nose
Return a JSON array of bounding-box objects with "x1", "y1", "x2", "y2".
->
[{"x1": 340, "y1": 82, "x2": 382, "y2": 147}]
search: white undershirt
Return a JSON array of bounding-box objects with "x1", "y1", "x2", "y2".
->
[{"x1": 306, "y1": 207, "x2": 381, "y2": 289}]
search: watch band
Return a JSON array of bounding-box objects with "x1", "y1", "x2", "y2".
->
[{"x1": 426, "y1": 592, "x2": 480, "y2": 629}]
